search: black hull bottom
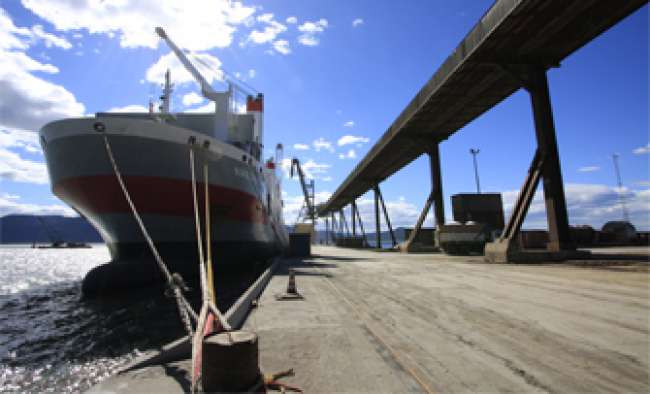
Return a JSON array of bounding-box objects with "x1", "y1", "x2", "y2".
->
[{"x1": 82, "y1": 241, "x2": 281, "y2": 297}]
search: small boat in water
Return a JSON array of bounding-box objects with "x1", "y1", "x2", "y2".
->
[
  {"x1": 35, "y1": 241, "x2": 91, "y2": 249},
  {"x1": 39, "y1": 28, "x2": 289, "y2": 285}
]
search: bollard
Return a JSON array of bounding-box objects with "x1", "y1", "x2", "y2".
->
[
  {"x1": 286, "y1": 269, "x2": 298, "y2": 294},
  {"x1": 202, "y1": 330, "x2": 261, "y2": 392},
  {"x1": 275, "y1": 268, "x2": 304, "y2": 300}
]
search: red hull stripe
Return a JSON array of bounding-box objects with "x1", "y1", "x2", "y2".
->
[{"x1": 53, "y1": 175, "x2": 267, "y2": 224}]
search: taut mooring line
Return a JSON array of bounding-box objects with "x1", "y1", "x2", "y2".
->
[{"x1": 103, "y1": 135, "x2": 196, "y2": 336}]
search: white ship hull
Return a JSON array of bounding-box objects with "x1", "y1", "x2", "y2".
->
[{"x1": 40, "y1": 115, "x2": 289, "y2": 280}]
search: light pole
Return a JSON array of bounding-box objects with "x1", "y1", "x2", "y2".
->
[
  {"x1": 612, "y1": 153, "x2": 630, "y2": 222},
  {"x1": 469, "y1": 148, "x2": 481, "y2": 194}
]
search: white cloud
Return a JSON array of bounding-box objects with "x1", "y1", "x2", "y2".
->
[
  {"x1": 280, "y1": 158, "x2": 331, "y2": 181},
  {"x1": 248, "y1": 13, "x2": 287, "y2": 45},
  {"x1": 0, "y1": 147, "x2": 48, "y2": 184},
  {"x1": 578, "y1": 166, "x2": 600, "y2": 173},
  {"x1": 337, "y1": 135, "x2": 369, "y2": 146},
  {"x1": 345, "y1": 196, "x2": 428, "y2": 231},
  {"x1": 352, "y1": 18, "x2": 364, "y2": 27},
  {"x1": 182, "y1": 92, "x2": 204, "y2": 107},
  {"x1": 107, "y1": 104, "x2": 149, "y2": 113},
  {"x1": 145, "y1": 51, "x2": 223, "y2": 86},
  {"x1": 633, "y1": 143, "x2": 650, "y2": 155},
  {"x1": 272, "y1": 39, "x2": 290, "y2": 55},
  {"x1": 0, "y1": 128, "x2": 40, "y2": 153},
  {"x1": 0, "y1": 10, "x2": 71, "y2": 51},
  {"x1": 29, "y1": 24, "x2": 72, "y2": 49},
  {"x1": 248, "y1": 69, "x2": 256, "y2": 79},
  {"x1": 187, "y1": 102, "x2": 215, "y2": 113},
  {"x1": 286, "y1": 16, "x2": 297, "y2": 24},
  {"x1": 501, "y1": 183, "x2": 650, "y2": 230},
  {"x1": 298, "y1": 19, "x2": 328, "y2": 33},
  {"x1": 301, "y1": 159, "x2": 331, "y2": 179},
  {"x1": 282, "y1": 190, "x2": 333, "y2": 224},
  {"x1": 0, "y1": 193, "x2": 75, "y2": 217},
  {"x1": 0, "y1": 9, "x2": 85, "y2": 132},
  {"x1": 297, "y1": 18, "x2": 328, "y2": 46},
  {"x1": 338, "y1": 149, "x2": 356, "y2": 160},
  {"x1": 297, "y1": 35, "x2": 318, "y2": 46},
  {"x1": 20, "y1": 0, "x2": 255, "y2": 51},
  {"x1": 293, "y1": 143, "x2": 310, "y2": 151},
  {"x1": 313, "y1": 137, "x2": 334, "y2": 152},
  {"x1": 635, "y1": 180, "x2": 650, "y2": 187},
  {"x1": 343, "y1": 120, "x2": 355, "y2": 128}
]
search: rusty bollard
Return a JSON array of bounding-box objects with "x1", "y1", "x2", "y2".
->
[{"x1": 202, "y1": 330, "x2": 261, "y2": 392}]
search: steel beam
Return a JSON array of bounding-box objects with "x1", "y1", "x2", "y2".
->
[
  {"x1": 351, "y1": 202, "x2": 357, "y2": 236},
  {"x1": 400, "y1": 143, "x2": 445, "y2": 252},
  {"x1": 376, "y1": 185, "x2": 397, "y2": 248},
  {"x1": 374, "y1": 185, "x2": 381, "y2": 250},
  {"x1": 339, "y1": 209, "x2": 351, "y2": 237},
  {"x1": 352, "y1": 200, "x2": 368, "y2": 247},
  {"x1": 402, "y1": 190, "x2": 436, "y2": 251},
  {"x1": 501, "y1": 150, "x2": 544, "y2": 242},
  {"x1": 325, "y1": 217, "x2": 329, "y2": 245}
]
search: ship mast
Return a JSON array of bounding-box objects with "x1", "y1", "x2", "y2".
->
[{"x1": 161, "y1": 69, "x2": 173, "y2": 114}]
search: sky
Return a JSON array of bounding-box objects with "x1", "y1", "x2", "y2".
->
[{"x1": 0, "y1": 0, "x2": 648, "y2": 232}]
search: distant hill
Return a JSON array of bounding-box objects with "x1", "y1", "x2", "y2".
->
[{"x1": 0, "y1": 214, "x2": 103, "y2": 244}]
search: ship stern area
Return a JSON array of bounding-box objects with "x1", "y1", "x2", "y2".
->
[{"x1": 40, "y1": 116, "x2": 282, "y2": 296}]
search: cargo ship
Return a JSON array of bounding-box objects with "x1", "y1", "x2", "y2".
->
[{"x1": 39, "y1": 28, "x2": 289, "y2": 290}]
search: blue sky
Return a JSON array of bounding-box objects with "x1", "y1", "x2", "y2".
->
[{"x1": 0, "y1": 0, "x2": 648, "y2": 231}]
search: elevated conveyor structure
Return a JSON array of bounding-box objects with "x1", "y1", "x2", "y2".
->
[{"x1": 317, "y1": 0, "x2": 646, "y2": 259}]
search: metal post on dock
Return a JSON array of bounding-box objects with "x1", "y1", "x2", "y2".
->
[{"x1": 470, "y1": 148, "x2": 481, "y2": 194}]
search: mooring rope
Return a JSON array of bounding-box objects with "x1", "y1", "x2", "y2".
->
[{"x1": 102, "y1": 135, "x2": 196, "y2": 338}]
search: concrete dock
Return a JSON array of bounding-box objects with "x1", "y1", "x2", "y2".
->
[{"x1": 90, "y1": 246, "x2": 649, "y2": 393}]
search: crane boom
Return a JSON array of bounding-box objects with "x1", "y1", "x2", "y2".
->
[
  {"x1": 291, "y1": 158, "x2": 315, "y2": 224},
  {"x1": 155, "y1": 27, "x2": 220, "y2": 100}
]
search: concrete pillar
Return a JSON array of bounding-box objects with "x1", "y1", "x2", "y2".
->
[
  {"x1": 351, "y1": 203, "x2": 357, "y2": 236},
  {"x1": 528, "y1": 67, "x2": 573, "y2": 252}
]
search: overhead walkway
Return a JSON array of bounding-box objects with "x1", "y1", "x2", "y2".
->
[{"x1": 317, "y1": 0, "x2": 647, "y2": 260}]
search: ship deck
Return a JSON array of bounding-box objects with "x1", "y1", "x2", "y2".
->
[{"x1": 89, "y1": 245, "x2": 650, "y2": 393}]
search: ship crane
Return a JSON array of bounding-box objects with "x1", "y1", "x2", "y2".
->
[
  {"x1": 290, "y1": 158, "x2": 316, "y2": 225},
  {"x1": 155, "y1": 27, "x2": 229, "y2": 103},
  {"x1": 155, "y1": 27, "x2": 265, "y2": 160}
]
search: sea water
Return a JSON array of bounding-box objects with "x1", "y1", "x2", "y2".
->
[{"x1": 0, "y1": 244, "x2": 256, "y2": 392}]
